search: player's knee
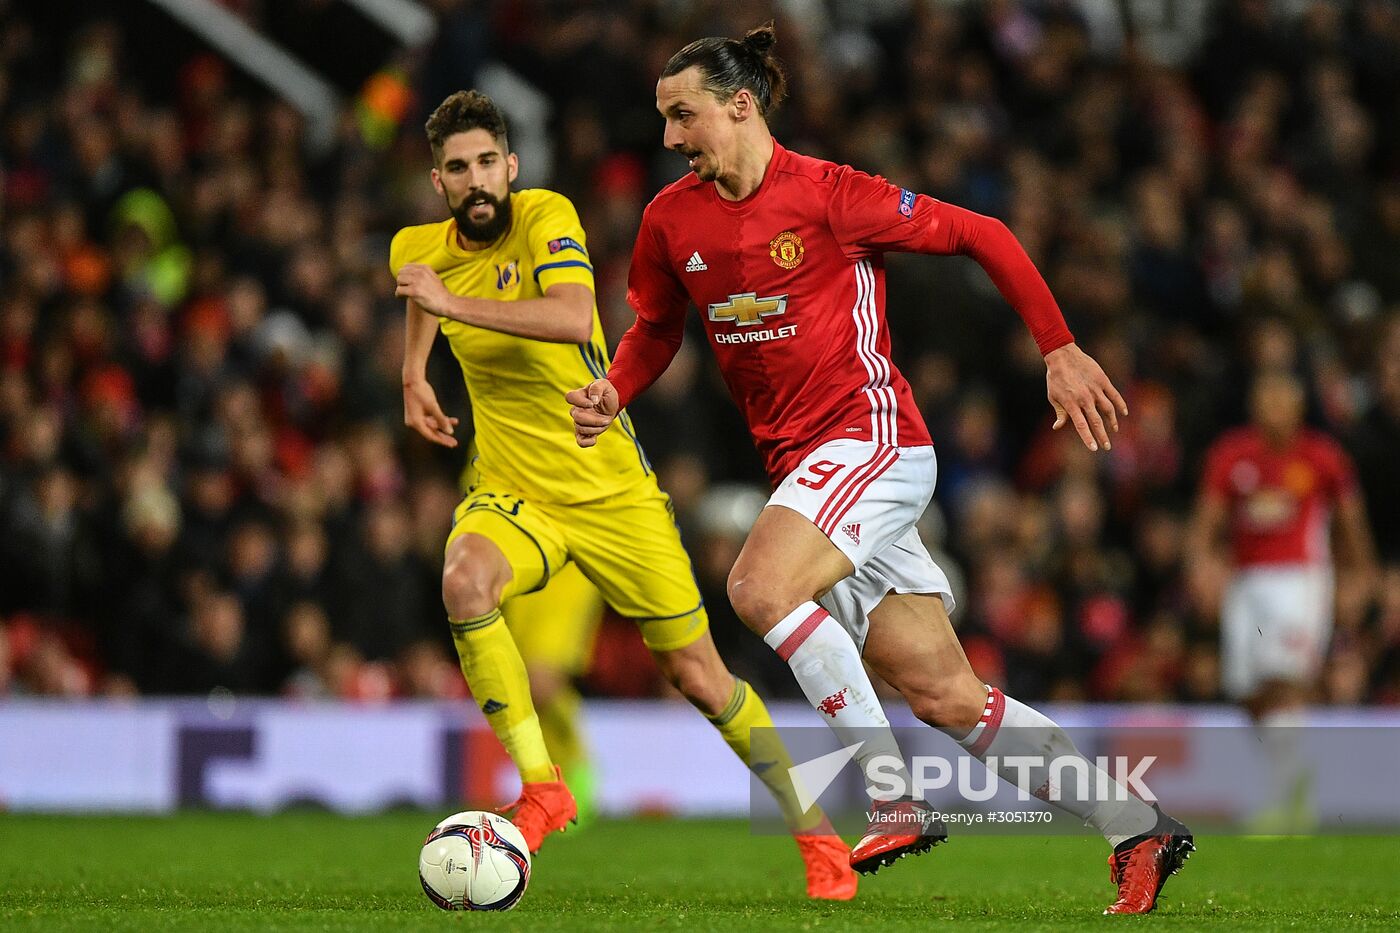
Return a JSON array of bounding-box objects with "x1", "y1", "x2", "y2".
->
[
  {"x1": 725, "y1": 569, "x2": 795, "y2": 635},
  {"x1": 441, "y1": 562, "x2": 502, "y2": 621},
  {"x1": 907, "y1": 679, "x2": 986, "y2": 733}
]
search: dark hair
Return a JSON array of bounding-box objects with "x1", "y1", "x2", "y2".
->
[
  {"x1": 660, "y1": 22, "x2": 788, "y2": 116},
  {"x1": 424, "y1": 90, "x2": 509, "y2": 158}
]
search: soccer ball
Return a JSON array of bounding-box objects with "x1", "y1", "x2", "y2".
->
[{"x1": 419, "y1": 810, "x2": 532, "y2": 911}]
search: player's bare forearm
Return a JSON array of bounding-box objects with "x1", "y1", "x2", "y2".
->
[
  {"x1": 402, "y1": 296, "x2": 438, "y2": 384},
  {"x1": 396, "y1": 261, "x2": 593, "y2": 343},
  {"x1": 1336, "y1": 494, "x2": 1379, "y2": 578},
  {"x1": 440, "y1": 286, "x2": 593, "y2": 343},
  {"x1": 400, "y1": 297, "x2": 458, "y2": 448},
  {"x1": 1184, "y1": 495, "x2": 1228, "y2": 609},
  {"x1": 1186, "y1": 496, "x2": 1226, "y2": 560},
  {"x1": 1333, "y1": 494, "x2": 1379, "y2": 629}
]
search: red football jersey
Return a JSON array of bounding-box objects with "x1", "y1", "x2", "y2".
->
[
  {"x1": 1201, "y1": 426, "x2": 1358, "y2": 567},
  {"x1": 616, "y1": 140, "x2": 1072, "y2": 486}
]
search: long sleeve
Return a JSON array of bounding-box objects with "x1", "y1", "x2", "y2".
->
[
  {"x1": 828, "y1": 165, "x2": 1074, "y2": 356},
  {"x1": 608, "y1": 205, "x2": 689, "y2": 407},
  {"x1": 608, "y1": 314, "x2": 685, "y2": 409}
]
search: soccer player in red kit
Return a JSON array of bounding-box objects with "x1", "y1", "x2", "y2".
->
[
  {"x1": 568, "y1": 25, "x2": 1192, "y2": 914},
  {"x1": 1190, "y1": 370, "x2": 1376, "y2": 830}
]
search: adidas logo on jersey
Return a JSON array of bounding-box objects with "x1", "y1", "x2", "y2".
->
[
  {"x1": 685, "y1": 251, "x2": 708, "y2": 272},
  {"x1": 842, "y1": 523, "x2": 861, "y2": 545},
  {"x1": 480, "y1": 699, "x2": 509, "y2": 714}
]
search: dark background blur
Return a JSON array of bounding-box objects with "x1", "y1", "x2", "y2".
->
[{"x1": 1, "y1": 0, "x2": 1398, "y2": 707}]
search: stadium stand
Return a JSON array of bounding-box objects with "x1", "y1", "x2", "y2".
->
[{"x1": 1, "y1": 0, "x2": 1398, "y2": 708}]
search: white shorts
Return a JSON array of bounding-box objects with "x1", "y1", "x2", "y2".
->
[
  {"x1": 1221, "y1": 564, "x2": 1334, "y2": 699},
  {"x1": 767, "y1": 440, "x2": 954, "y2": 649}
]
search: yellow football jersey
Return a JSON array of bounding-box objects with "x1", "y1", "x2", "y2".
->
[{"x1": 390, "y1": 188, "x2": 653, "y2": 505}]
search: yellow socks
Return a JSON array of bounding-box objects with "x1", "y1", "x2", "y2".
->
[
  {"x1": 707, "y1": 677, "x2": 823, "y2": 833},
  {"x1": 453, "y1": 610, "x2": 821, "y2": 828},
  {"x1": 450, "y1": 609, "x2": 555, "y2": 783}
]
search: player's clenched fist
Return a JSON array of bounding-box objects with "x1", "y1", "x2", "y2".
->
[
  {"x1": 395, "y1": 263, "x2": 454, "y2": 317},
  {"x1": 566, "y1": 378, "x2": 620, "y2": 448}
]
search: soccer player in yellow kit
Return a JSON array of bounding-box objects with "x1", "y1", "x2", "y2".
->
[{"x1": 392, "y1": 90, "x2": 855, "y2": 899}]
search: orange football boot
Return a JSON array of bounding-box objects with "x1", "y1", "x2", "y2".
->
[
  {"x1": 794, "y1": 820, "x2": 858, "y2": 900},
  {"x1": 497, "y1": 765, "x2": 578, "y2": 853}
]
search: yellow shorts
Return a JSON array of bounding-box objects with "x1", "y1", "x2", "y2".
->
[
  {"x1": 447, "y1": 480, "x2": 708, "y2": 653},
  {"x1": 502, "y1": 562, "x2": 603, "y2": 674}
]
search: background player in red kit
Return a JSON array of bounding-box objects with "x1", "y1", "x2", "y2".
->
[
  {"x1": 1190, "y1": 370, "x2": 1376, "y2": 830},
  {"x1": 568, "y1": 24, "x2": 1192, "y2": 915}
]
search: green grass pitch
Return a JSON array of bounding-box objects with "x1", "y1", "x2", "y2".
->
[{"x1": 1, "y1": 813, "x2": 1397, "y2": 930}]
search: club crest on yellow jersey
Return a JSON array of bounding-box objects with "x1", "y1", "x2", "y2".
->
[{"x1": 495, "y1": 260, "x2": 520, "y2": 290}]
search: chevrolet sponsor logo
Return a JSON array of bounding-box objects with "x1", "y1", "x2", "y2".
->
[
  {"x1": 714, "y1": 324, "x2": 798, "y2": 344},
  {"x1": 708, "y1": 292, "x2": 788, "y2": 326}
]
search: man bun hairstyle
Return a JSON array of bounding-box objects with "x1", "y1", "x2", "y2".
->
[
  {"x1": 661, "y1": 21, "x2": 788, "y2": 116},
  {"x1": 741, "y1": 22, "x2": 778, "y2": 57},
  {"x1": 425, "y1": 90, "x2": 509, "y2": 159}
]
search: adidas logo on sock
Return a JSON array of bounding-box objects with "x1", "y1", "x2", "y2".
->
[
  {"x1": 685, "y1": 251, "x2": 708, "y2": 272},
  {"x1": 842, "y1": 522, "x2": 861, "y2": 545},
  {"x1": 480, "y1": 699, "x2": 508, "y2": 714}
]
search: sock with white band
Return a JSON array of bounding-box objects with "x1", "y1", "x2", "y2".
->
[
  {"x1": 953, "y1": 686, "x2": 1158, "y2": 847},
  {"x1": 763, "y1": 601, "x2": 912, "y2": 801}
]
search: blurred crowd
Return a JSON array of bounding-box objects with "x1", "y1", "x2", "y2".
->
[{"x1": 2, "y1": 0, "x2": 1399, "y2": 707}]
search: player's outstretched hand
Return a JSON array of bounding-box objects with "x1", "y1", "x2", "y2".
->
[
  {"x1": 566, "y1": 378, "x2": 620, "y2": 448},
  {"x1": 404, "y1": 378, "x2": 459, "y2": 448},
  {"x1": 1045, "y1": 343, "x2": 1127, "y2": 452},
  {"x1": 395, "y1": 263, "x2": 454, "y2": 317}
]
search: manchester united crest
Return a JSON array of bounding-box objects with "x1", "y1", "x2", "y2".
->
[
  {"x1": 816, "y1": 687, "x2": 849, "y2": 718},
  {"x1": 769, "y1": 230, "x2": 805, "y2": 270}
]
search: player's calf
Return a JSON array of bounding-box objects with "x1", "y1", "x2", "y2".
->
[
  {"x1": 903, "y1": 676, "x2": 992, "y2": 735},
  {"x1": 650, "y1": 639, "x2": 734, "y2": 716}
]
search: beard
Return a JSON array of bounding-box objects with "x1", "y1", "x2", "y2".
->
[{"x1": 451, "y1": 189, "x2": 512, "y2": 243}]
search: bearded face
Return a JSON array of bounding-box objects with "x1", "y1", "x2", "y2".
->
[
  {"x1": 432, "y1": 128, "x2": 519, "y2": 246},
  {"x1": 451, "y1": 186, "x2": 512, "y2": 243}
]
